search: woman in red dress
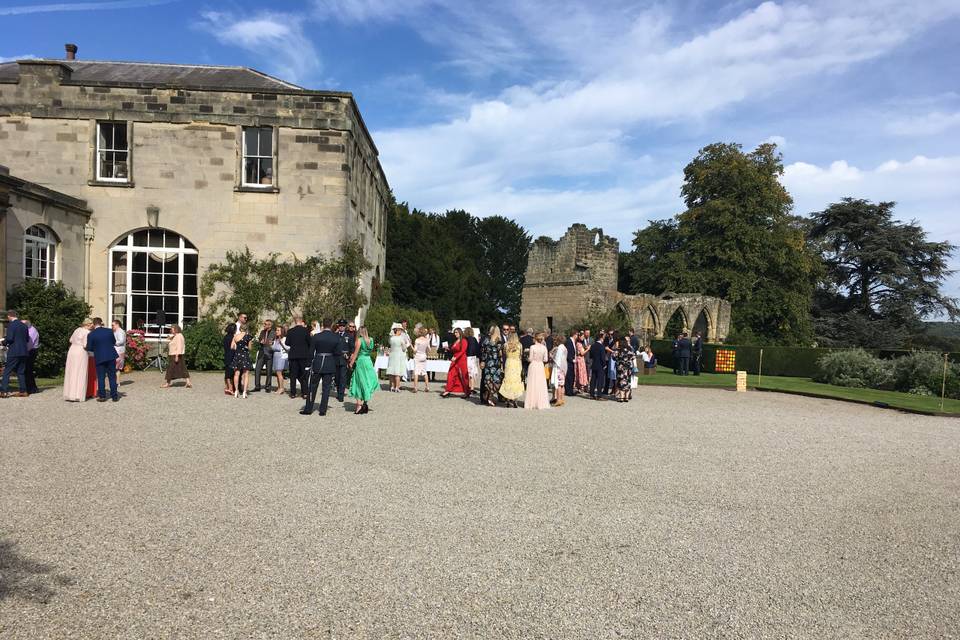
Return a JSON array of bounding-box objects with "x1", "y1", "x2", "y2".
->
[{"x1": 441, "y1": 328, "x2": 470, "y2": 398}]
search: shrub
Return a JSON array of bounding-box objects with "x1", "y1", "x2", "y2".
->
[
  {"x1": 814, "y1": 349, "x2": 891, "y2": 388},
  {"x1": 183, "y1": 319, "x2": 228, "y2": 371},
  {"x1": 568, "y1": 308, "x2": 630, "y2": 336},
  {"x1": 890, "y1": 351, "x2": 960, "y2": 398},
  {"x1": 6, "y1": 279, "x2": 90, "y2": 376},
  {"x1": 125, "y1": 330, "x2": 150, "y2": 370}
]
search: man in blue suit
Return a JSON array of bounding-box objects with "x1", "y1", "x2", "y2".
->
[
  {"x1": 1, "y1": 309, "x2": 31, "y2": 397},
  {"x1": 86, "y1": 317, "x2": 120, "y2": 402}
]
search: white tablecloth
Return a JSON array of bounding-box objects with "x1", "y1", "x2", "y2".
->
[{"x1": 374, "y1": 356, "x2": 450, "y2": 373}]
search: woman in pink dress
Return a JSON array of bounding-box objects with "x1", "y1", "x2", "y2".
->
[
  {"x1": 575, "y1": 332, "x2": 589, "y2": 391},
  {"x1": 63, "y1": 320, "x2": 92, "y2": 402},
  {"x1": 524, "y1": 332, "x2": 550, "y2": 410}
]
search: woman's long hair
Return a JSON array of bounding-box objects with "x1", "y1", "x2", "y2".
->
[
  {"x1": 506, "y1": 332, "x2": 520, "y2": 353},
  {"x1": 357, "y1": 326, "x2": 370, "y2": 341},
  {"x1": 453, "y1": 327, "x2": 463, "y2": 341},
  {"x1": 489, "y1": 325, "x2": 501, "y2": 344}
]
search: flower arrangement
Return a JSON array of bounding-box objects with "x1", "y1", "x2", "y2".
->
[{"x1": 125, "y1": 329, "x2": 150, "y2": 370}]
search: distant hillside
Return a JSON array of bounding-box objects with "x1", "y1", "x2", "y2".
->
[{"x1": 926, "y1": 322, "x2": 960, "y2": 339}]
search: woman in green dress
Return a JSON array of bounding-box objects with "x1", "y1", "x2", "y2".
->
[{"x1": 348, "y1": 326, "x2": 378, "y2": 414}]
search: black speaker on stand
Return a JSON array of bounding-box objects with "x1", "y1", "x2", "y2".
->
[{"x1": 147, "y1": 310, "x2": 168, "y2": 372}]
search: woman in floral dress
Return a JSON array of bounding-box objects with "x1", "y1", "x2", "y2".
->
[
  {"x1": 615, "y1": 336, "x2": 635, "y2": 403},
  {"x1": 575, "y1": 331, "x2": 589, "y2": 391},
  {"x1": 479, "y1": 325, "x2": 504, "y2": 407}
]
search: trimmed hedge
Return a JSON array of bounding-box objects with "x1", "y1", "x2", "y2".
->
[{"x1": 650, "y1": 340, "x2": 960, "y2": 378}]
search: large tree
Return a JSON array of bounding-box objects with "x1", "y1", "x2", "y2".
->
[
  {"x1": 385, "y1": 201, "x2": 530, "y2": 326},
  {"x1": 625, "y1": 142, "x2": 818, "y2": 344},
  {"x1": 808, "y1": 198, "x2": 957, "y2": 347}
]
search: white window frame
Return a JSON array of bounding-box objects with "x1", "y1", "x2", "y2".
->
[
  {"x1": 241, "y1": 126, "x2": 274, "y2": 188},
  {"x1": 96, "y1": 121, "x2": 130, "y2": 183},
  {"x1": 23, "y1": 225, "x2": 58, "y2": 284},
  {"x1": 108, "y1": 229, "x2": 199, "y2": 337}
]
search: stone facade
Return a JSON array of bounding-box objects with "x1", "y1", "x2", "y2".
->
[
  {"x1": 0, "y1": 54, "x2": 388, "y2": 330},
  {"x1": 0, "y1": 165, "x2": 91, "y2": 312},
  {"x1": 519, "y1": 224, "x2": 732, "y2": 342}
]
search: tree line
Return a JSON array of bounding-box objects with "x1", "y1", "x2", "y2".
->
[
  {"x1": 619, "y1": 142, "x2": 957, "y2": 347},
  {"x1": 383, "y1": 142, "x2": 957, "y2": 349}
]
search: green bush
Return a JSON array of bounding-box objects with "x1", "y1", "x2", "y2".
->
[
  {"x1": 814, "y1": 349, "x2": 892, "y2": 388},
  {"x1": 890, "y1": 351, "x2": 960, "y2": 398},
  {"x1": 183, "y1": 319, "x2": 229, "y2": 371},
  {"x1": 365, "y1": 304, "x2": 438, "y2": 345},
  {"x1": 568, "y1": 308, "x2": 630, "y2": 336},
  {"x1": 7, "y1": 279, "x2": 90, "y2": 377}
]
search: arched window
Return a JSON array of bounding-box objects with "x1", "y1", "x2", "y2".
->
[
  {"x1": 109, "y1": 228, "x2": 198, "y2": 336},
  {"x1": 23, "y1": 225, "x2": 58, "y2": 283}
]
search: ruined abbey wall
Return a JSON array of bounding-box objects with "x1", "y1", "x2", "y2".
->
[{"x1": 519, "y1": 224, "x2": 732, "y2": 342}]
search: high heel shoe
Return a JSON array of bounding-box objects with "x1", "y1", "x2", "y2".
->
[
  {"x1": 360, "y1": 404, "x2": 369, "y2": 414},
  {"x1": 233, "y1": 390, "x2": 238, "y2": 398}
]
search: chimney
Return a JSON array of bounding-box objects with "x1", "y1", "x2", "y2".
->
[{"x1": 65, "y1": 43, "x2": 78, "y2": 60}]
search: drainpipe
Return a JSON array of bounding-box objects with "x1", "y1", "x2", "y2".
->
[{"x1": 83, "y1": 224, "x2": 95, "y2": 305}]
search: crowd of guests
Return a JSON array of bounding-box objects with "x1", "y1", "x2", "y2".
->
[
  {"x1": 3, "y1": 307, "x2": 675, "y2": 413},
  {"x1": 437, "y1": 324, "x2": 656, "y2": 408},
  {"x1": 222, "y1": 314, "x2": 377, "y2": 417}
]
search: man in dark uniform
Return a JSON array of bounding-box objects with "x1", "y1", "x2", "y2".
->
[
  {"x1": 692, "y1": 331, "x2": 703, "y2": 376},
  {"x1": 519, "y1": 328, "x2": 535, "y2": 382},
  {"x1": 285, "y1": 315, "x2": 312, "y2": 399},
  {"x1": 672, "y1": 334, "x2": 681, "y2": 375},
  {"x1": 588, "y1": 332, "x2": 609, "y2": 400},
  {"x1": 335, "y1": 319, "x2": 356, "y2": 401},
  {"x1": 677, "y1": 332, "x2": 692, "y2": 376},
  {"x1": 564, "y1": 332, "x2": 577, "y2": 397},
  {"x1": 300, "y1": 318, "x2": 344, "y2": 416}
]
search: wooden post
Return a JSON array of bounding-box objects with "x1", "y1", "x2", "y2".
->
[
  {"x1": 758, "y1": 348, "x2": 763, "y2": 388},
  {"x1": 941, "y1": 353, "x2": 949, "y2": 412}
]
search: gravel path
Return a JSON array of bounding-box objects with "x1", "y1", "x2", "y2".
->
[{"x1": 1, "y1": 372, "x2": 958, "y2": 639}]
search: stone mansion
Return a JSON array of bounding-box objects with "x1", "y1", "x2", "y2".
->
[{"x1": 0, "y1": 44, "x2": 389, "y2": 333}]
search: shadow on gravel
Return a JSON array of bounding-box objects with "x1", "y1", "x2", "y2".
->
[{"x1": 0, "y1": 538, "x2": 75, "y2": 604}]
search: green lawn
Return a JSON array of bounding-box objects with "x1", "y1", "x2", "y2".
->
[{"x1": 636, "y1": 370, "x2": 960, "y2": 415}]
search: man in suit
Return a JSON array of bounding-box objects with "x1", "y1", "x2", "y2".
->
[
  {"x1": 692, "y1": 332, "x2": 703, "y2": 376},
  {"x1": 335, "y1": 319, "x2": 356, "y2": 402},
  {"x1": 85, "y1": 317, "x2": 120, "y2": 402},
  {"x1": 677, "y1": 332, "x2": 692, "y2": 376},
  {"x1": 588, "y1": 332, "x2": 609, "y2": 400},
  {"x1": 23, "y1": 317, "x2": 41, "y2": 394},
  {"x1": 300, "y1": 318, "x2": 344, "y2": 416},
  {"x1": 672, "y1": 334, "x2": 681, "y2": 375},
  {"x1": 519, "y1": 328, "x2": 535, "y2": 382},
  {"x1": 564, "y1": 332, "x2": 577, "y2": 397},
  {"x1": 0, "y1": 309, "x2": 31, "y2": 397},
  {"x1": 629, "y1": 327, "x2": 642, "y2": 375},
  {"x1": 253, "y1": 319, "x2": 276, "y2": 392},
  {"x1": 285, "y1": 315, "x2": 312, "y2": 399}
]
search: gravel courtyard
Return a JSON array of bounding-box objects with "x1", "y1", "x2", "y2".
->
[{"x1": 1, "y1": 372, "x2": 958, "y2": 639}]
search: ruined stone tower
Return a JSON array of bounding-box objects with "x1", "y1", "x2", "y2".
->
[{"x1": 519, "y1": 224, "x2": 732, "y2": 342}]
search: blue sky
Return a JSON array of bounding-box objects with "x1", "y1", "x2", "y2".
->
[{"x1": 3, "y1": 0, "x2": 960, "y2": 299}]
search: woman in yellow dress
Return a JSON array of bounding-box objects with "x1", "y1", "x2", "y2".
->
[{"x1": 498, "y1": 332, "x2": 524, "y2": 408}]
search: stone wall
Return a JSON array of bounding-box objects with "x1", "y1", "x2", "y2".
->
[
  {"x1": 520, "y1": 224, "x2": 732, "y2": 341},
  {"x1": 0, "y1": 60, "x2": 388, "y2": 322},
  {"x1": 0, "y1": 167, "x2": 91, "y2": 309}
]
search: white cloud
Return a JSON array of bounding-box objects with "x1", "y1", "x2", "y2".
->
[
  {"x1": 784, "y1": 155, "x2": 960, "y2": 295},
  {"x1": 0, "y1": 54, "x2": 36, "y2": 62},
  {"x1": 376, "y1": 1, "x2": 960, "y2": 226},
  {"x1": 885, "y1": 111, "x2": 960, "y2": 136},
  {"x1": 763, "y1": 135, "x2": 787, "y2": 148},
  {"x1": 196, "y1": 11, "x2": 320, "y2": 85},
  {"x1": 0, "y1": 0, "x2": 177, "y2": 16}
]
